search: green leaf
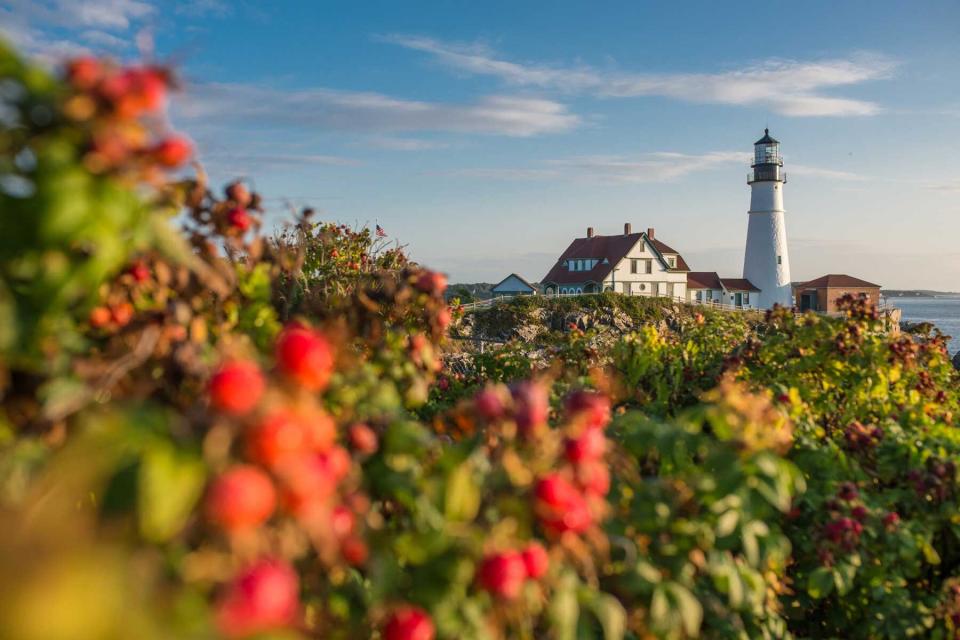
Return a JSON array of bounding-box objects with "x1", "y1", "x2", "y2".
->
[
  {"x1": 444, "y1": 462, "x2": 480, "y2": 522},
  {"x1": 138, "y1": 442, "x2": 206, "y2": 543},
  {"x1": 716, "y1": 509, "x2": 739, "y2": 537},
  {"x1": 550, "y1": 572, "x2": 580, "y2": 640},
  {"x1": 651, "y1": 583, "x2": 703, "y2": 637},
  {"x1": 833, "y1": 562, "x2": 858, "y2": 596},
  {"x1": 589, "y1": 593, "x2": 626, "y2": 640},
  {"x1": 920, "y1": 539, "x2": 941, "y2": 565},
  {"x1": 650, "y1": 585, "x2": 669, "y2": 632},
  {"x1": 807, "y1": 567, "x2": 835, "y2": 599},
  {"x1": 667, "y1": 583, "x2": 703, "y2": 637}
]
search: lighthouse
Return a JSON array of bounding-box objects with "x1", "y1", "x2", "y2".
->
[{"x1": 743, "y1": 129, "x2": 792, "y2": 309}]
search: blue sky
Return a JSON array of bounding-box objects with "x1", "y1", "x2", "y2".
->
[{"x1": 3, "y1": 1, "x2": 960, "y2": 288}]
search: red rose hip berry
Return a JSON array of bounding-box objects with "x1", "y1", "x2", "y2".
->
[
  {"x1": 151, "y1": 136, "x2": 192, "y2": 168},
  {"x1": 521, "y1": 542, "x2": 549, "y2": 579},
  {"x1": 226, "y1": 207, "x2": 252, "y2": 232},
  {"x1": 246, "y1": 410, "x2": 335, "y2": 469},
  {"x1": 565, "y1": 428, "x2": 606, "y2": 463},
  {"x1": 127, "y1": 260, "x2": 150, "y2": 283},
  {"x1": 565, "y1": 390, "x2": 611, "y2": 430},
  {"x1": 477, "y1": 551, "x2": 527, "y2": 599},
  {"x1": 215, "y1": 558, "x2": 299, "y2": 638},
  {"x1": 65, "y1": 56, "x2": 102, "y2": 90},
  {"x1": 206, "y1": 466, "x2": 276, "y2": 532},
  {"x1": 415, "y1": 270, "x2": 447, "y2": 295},
  {"x1": 275, "y1": 326, "x2": 334, "y2": 391},
  {"x1": 348, "y1": 423, "x2": 378, "y2": 455},
  {"x1": 474, "y1": 385, "x2": 506, "y2": 420},
  {"x1": 383, "y1": 606, "x2": 435, "y2": 640},
  {"x1": 89, "y1": 306, "x2": 112, "y2": 328},
  {"x1": 511, "y1": 381, "x2": 549, "y2": 437},
  {"x1": 209, "y1": 360, "x2": 264, "y2": 415}
]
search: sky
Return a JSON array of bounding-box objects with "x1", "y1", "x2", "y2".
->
[{"x1": 3, "y1": 1, "x2": 960, "y2": 289}]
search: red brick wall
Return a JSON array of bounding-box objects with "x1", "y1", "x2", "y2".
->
[{"x1": 823, "y1": 287, "x2": 880, "y2": 313}]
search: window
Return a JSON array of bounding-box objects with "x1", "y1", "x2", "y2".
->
[
  {"x1": 667, "y1": 256, "x2": 676, "y2": 268},
  {"x1": 695, "y1": 290, "x2": 703, "y2": 302},
  {"x1": 777, "y1": 255, "x2": 782, "y2": 265},
  {"x1": 638, "y1": 242, "x2": 644, "y2": 252},
  {"x1": 630, "y1": 259, "x2": 638, "y2": 274},
  {"x1": 639, "y1": 283, "x2": 646, "y2": 291},
  {"x1": 645, "y1": 260, "x2": 652, "y2": 274},
  {"x1": 576, "y1": 287, "x2": 583, "y2": 294},
  {"x1": 744, "y1": 293, "x2": 750, "y2": 304}
]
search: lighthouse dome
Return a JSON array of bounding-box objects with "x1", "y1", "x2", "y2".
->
[{"x1": 754, "y1": 128, "x2": 779, "y2": 145}]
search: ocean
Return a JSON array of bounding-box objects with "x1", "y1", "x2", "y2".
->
[{"x1": 892, "y1": 297, "x2": 960, "y2": 355}]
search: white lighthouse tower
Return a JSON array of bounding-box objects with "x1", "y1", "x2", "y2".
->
[{"x1": 743, "y1": 129, "x2": 792, "y2": 309}]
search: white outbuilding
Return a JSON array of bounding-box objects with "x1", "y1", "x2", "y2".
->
[{"x1": 491, "y1": 273, "x2": 538, "y2": 297}]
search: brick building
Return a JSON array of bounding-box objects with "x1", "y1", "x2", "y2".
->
[{"x1": 793, "y1": 274, "x2": 880, "y2": 313}]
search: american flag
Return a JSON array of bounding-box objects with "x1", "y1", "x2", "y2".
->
[{"x1": 375, "y1": 224, "x2": 387, "y2": 238}]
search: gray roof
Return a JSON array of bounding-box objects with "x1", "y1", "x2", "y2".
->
[
  {"x1": 755, "y1": 128, "x2": 779, "y2": 145},
  {"x1": 492, "y1": 273, "x2": 538, "y2": 292}
]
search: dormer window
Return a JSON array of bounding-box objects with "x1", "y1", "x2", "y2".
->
[{"x1": 667, "y1": 256, "x2": 676, "y2": 268}]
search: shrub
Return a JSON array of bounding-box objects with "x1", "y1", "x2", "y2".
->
[{"x1": 1, "y1": 42, "x2": 958, "y2": 640}]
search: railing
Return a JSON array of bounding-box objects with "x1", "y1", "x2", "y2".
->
[
  {"x1": 457, "y1": 291, "x2": 758, "y2": 313},
  {"x1": 458, "y1": 290, "x2": 604, "y2": 311},
  {"x1": 747, "y1": 171, "x2": 787, "y2": 184}
]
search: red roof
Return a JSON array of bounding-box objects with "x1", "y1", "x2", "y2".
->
[
  {"x1": 687, "y1": 271, "x2": 723, "y2": 290},
  {"x1": 651, "y1": 239, "x2": 690, "y2": 271},
  {"x1": 542, "y1": 232, "x2": 688, "y2": 285},
  {"x1": 795, "y1": 274, "x2": 880, "y2": 289},
  {"x1": 719, "y1": 278, "x2": 760, "y2": 292}
]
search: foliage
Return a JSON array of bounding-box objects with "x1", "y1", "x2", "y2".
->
[{"x1": 1, "y1": 42, "x2": 960, "y2": 640}]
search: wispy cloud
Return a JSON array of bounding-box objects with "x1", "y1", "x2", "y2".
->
[
  {"x1": 175, "y1": 83, "x2": 580, "y2": 137},
  {"x1": 430, "y1": 167, "x2": 561, "y2": 181},
  {"x1": 1, "y1": 0, "x2": 153, "y2": 62},
  {"x1": 434, "y1": 151, "x2": 874, "y2": 185},
  {"x1": 359, "y1": 136, "x2": 449, "y2": 151},
  {"x1": 79, "y1": 29, "x2": 131, "y2": 50},
  {"x1": 383, "y1": 35, "x2": 895, "y2": 117},
  {"x1": 789, "y1": 164, "x2": 869, "y2": 181},
  {"x1": 549, "y1": 151, "x2": 747, "y2": 183},
  {"x1": 924, "y1": 181, "x2": 960, "y2": 193},
  {"x1": 175, "y1": 0, "x2": 232, "y2": 18},
  {"x1": 435, "y1": 151, "x2": 746, "y2": 184},
  {"x1": 204, "y1": 153, "x2": 360, "y2": 167}
]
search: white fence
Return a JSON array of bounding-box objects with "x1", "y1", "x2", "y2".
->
[{"x1": 457, "y1": 291, "x2": 758, "y2": 313}]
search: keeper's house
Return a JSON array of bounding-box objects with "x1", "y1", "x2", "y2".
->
[{"x1": 541, "y1": 224, "x2": 689, "y2": 298}]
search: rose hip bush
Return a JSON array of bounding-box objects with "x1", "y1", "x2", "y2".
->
[{"x1": 1, "y1": 42, "x2": 958, "y2": 640}]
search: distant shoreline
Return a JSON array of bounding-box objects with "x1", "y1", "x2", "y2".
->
[{"x1": 882, "y1": 290, "x2": 960, "y2": 299}]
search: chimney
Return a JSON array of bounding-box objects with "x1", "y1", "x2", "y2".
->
[
  {"x1": 624, "y1": 223, "x2": 632, "y2": 235},
  {"x1": 647, "y1": 227, "x2": 655, "y2": 239},
  {"x1": 587, "y1": 227, "x2": 594, "y2": 238}
]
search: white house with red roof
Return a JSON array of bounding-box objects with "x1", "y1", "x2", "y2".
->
[
  {"x1": 541, "y1": 224, "x2": 689, "y2": 298},
  {"x1": 686, "y1": 272, "x2": 760, "y2": 308}
]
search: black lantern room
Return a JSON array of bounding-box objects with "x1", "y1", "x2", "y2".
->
[{"x1": 749, "y1": 129, "x2": 785, "y2": 183}]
